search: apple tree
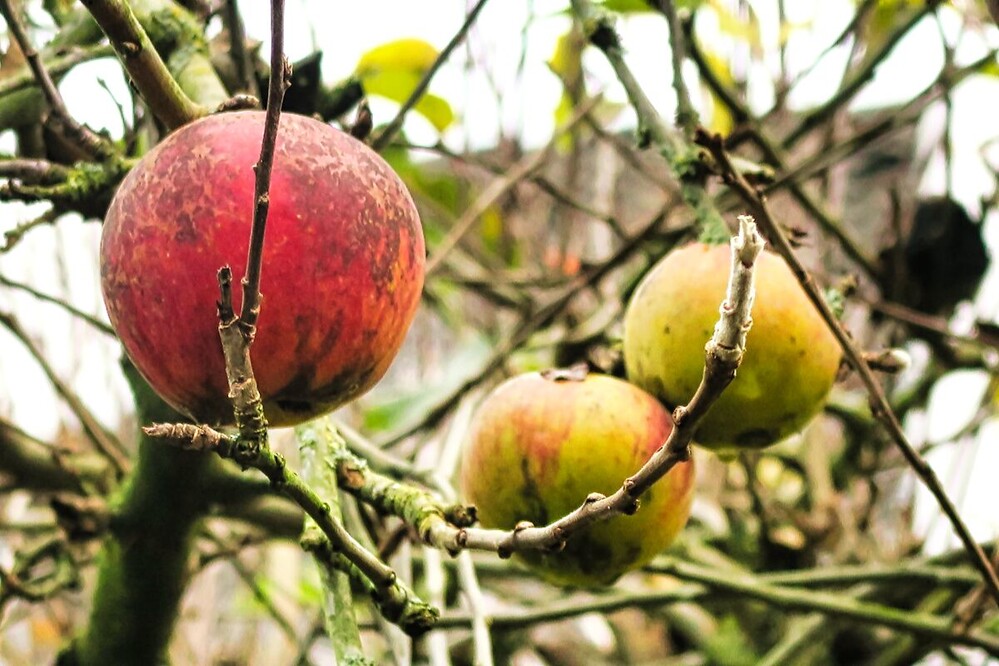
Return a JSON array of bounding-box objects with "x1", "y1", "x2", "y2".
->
[{"x1": 1, "y1": 0, "x2": 998, "y2": 664}]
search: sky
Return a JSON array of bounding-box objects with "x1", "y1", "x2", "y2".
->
[{"x1": 1, "y1": 0, "x2": 998, "y2": 553}]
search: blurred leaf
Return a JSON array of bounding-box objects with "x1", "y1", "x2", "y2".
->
[
  {"x1": 597, "y1": 0, "x2": 703, "y2": 12},
  {"x1": 703, "y1": 614, "x2": 759, "y2": 666},
  {"x1": 708, "y1": 0, "x2": 762, "y2": 55},
  {"x1": 361, "y1": 336, "x2": 492, "y2": 433},
  {"x1": 355, "y1": 38, "x2": 454, "y2": 132},
  {"x1": 549, "y1": 28, "x2": 586, "y2": 152},
  {"x1": 700, "y1": 48, "x2": 735, "y2": 135},
  {"x1": 864, "y1": 0, "x2": 923, "y2": 54},
  {"x1": 479, "y1": 205, "x2": 505, "y2": 255},
  {"x1": 549, "y1": 30, "x2": 584, "y2": 83},
  {"x1": 361, "y1": 69, "x2": 455, "y2": 131},
  {"x1": 979, "y1": 56, "x2": 999, "y2": 78},
  {"x1": 381, "y1": 145, "x2": 461, "y2": 214},
  {"x1": 356, "y1": 38, "x2": 439, "y2": 76}
]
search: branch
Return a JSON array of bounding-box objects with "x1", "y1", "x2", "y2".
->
[
  {"x1": 0, "y1": 273, "x2": 115, "y2": 336},
  {"x1": 371, "y1": 0, "x2": 491, "y2": 151},
  {"x1": 143, "y1": 420, "x2": 440, "y2": 637},
  {"x1": 657, "y1": 0, "x2": 697, "y2": 135},
  {"x1": 0, "y1": 1, "x2": 113, "y2": 159},
  {"x1": 79, "y1": 0, "x2": 207, "y2": 128},
  {"x1": 239, "y1": 0, "x2": 291, "y2": 330},
  {"x1": 698, "y1": 131, "x2": 999, "y2": 606},
  {"x1": 0, "y1": 311, "x2": 129, "y2": 476},
  {"x1": 0, "y1": 44, "x2": 114, "y2": 99},
  {"x1": 296, "y1": 420, "x2": 372, "y2": 663}
]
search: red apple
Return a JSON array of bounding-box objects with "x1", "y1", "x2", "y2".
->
[
  {"x1": 100, "y1": 111, "x2": 424, "y2": 426},
  {"x1": 460, "y1": 370, "x2": 695, "y2": 587}
]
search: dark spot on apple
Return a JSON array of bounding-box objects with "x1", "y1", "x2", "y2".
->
[
  {"x1": 174, "y1": 211, "x2": 197, "y2": 243},
  {"x1": 518, "y1": 457, "x2": 549, "y2": 526},
  {"x1": 274, "y1": 398, "x2": 315, "y2": 415}
]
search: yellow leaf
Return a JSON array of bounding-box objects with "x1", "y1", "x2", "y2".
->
[
  {"x1": 707, "y1": 0, "x2": 763, "y2": 55},
  {"x1": 549, "y1": 30, "x2": 584, "y2": 84},
  {"x1": 362, "y1": 69, "x2": 454, "y2": 131},
  {"x1": 356, "y1": 38, "x2": 439, "y2": 76}
]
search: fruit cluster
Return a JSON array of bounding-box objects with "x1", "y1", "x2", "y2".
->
[{"x1": 101, "y1": 111, "x2": 841, "y2": 588}]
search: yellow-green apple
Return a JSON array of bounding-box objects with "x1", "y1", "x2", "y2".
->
[
  {"x1": 623, "y1": 243, "x2": 841, "y2": 450},
  {"x1": 460, "y1": 370, "x2": 695, "y2": 587}
]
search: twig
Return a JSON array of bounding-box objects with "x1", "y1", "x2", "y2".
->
[
  {"x1": 371, "y1": 0, "x2": 491, "y2": 151},
  {"x1": 459, "y1": 216, "x2": 763, "y2": 554},
  {"x1": 239, "y1": 0, "x2": 291, "y2": 331},
  {"x1": 2, "y1": 207, "x2": 60, "y2": 252},
  {"x1": 780, "y1": 2, "x2": 934, "y2": 149},
  {"x1": 80, "y1": 0, "x2": 206, "y2": 128},
  {"x1": 699, "y1": 132, "x2": 999, "y2": 606},
  {"x1": 0, "y1": 273, "x2": 115, "y2": 336},
  {"x1": 143, "y1": 420, "x2": 439, "y2": 636},
  {"x1": 0, "y1": 1, "x2": 114, "y2": 159},
  {"x1": 0, "y1": 311, "x2": 129, "y2": 476},
  {"x1": 571, "y1": 0, "x2": 735, "y2": 240},
  {"x1": 658, "y1": 0, "x2": 697, "y2": 135},
  {"x1": 425, "y1": 94, "x2": 600, "y2": 277},
  {"x1": 657, "y1": 559, "x2": 999, "y2": 656},
  {"x1": 0, "y1": 44, "x2": 114, "y2": 98},
  {"x1": 223, "y1": 0, "x2": 260, "y2": 97}
]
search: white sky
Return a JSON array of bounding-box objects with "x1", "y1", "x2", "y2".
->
[{"x1": 2, "y1": 0, "x2": 999, "y2": 551}]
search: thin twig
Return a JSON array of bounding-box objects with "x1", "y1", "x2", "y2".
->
[
  {"x1": 425, "y1": 94, "x2": 600, "y2": 277},
  {"x1": 239, "y1": 0, "x2": 291, "y2": 330},
  {"x1": 0, "y1": 44, "x2": 115, "y2": 98},
  {"x1": 223, "y1": 0, "x2": 260, "y2": 97},
  {"x1": 0, "y1": 273, "x2": 116, "y2": 336},
  {"x1": 371, "y1": 0, "x2": 491, "y2": 151},
  {"x1": 658, "y1": 0, "x2": 697, "y2": 135},
  {"x1": 699, "y1": 132, "x2": 999, "y2": 606},
  {"x1": 0, "y1": 1, "x2": 113, "y2": 159},
  {"x1": 0, "y1": 311, "x2": 129, "y2": 476}
]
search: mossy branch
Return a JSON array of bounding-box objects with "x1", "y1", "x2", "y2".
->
[
  {"x1": 79, "y1": 0, "x2": 212, "y2": 128},
  {"x1": 296, "y1": 420, "x2": 372, "y2": 662},
  {"x1": 143, "y1": 420, "x2": 440, "y2": 637}
]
